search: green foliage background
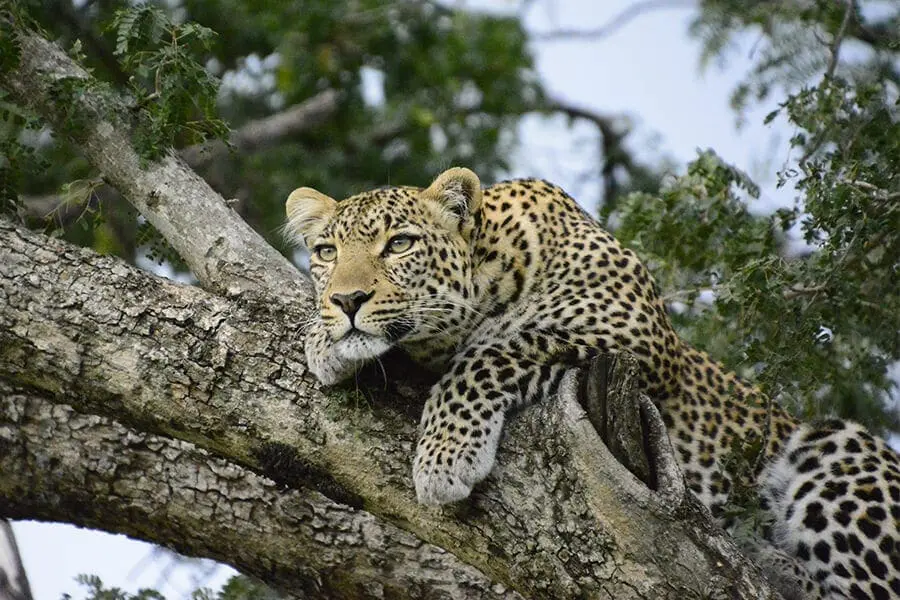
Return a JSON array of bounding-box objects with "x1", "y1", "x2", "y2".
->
[{"x1": 63, "y1": 573, "x2": 280, "y2": 600}]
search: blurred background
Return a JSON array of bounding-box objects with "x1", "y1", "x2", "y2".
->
[{"x1": 2, "y1": 0, "x2": 898, "y2": 598}]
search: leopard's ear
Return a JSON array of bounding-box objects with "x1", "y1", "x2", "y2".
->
[
  {"x1": 285, "y1": 187, "x2": 337, "y2": 247},
  {"x1": 422, "y1": 167, "x2": 482, "y2": 225}
]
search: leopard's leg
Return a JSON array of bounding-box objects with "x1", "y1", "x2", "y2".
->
[{"x1": 413, "y1": 338, "x2": 568, "y2": 505}]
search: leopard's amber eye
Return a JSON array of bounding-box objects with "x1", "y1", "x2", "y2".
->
[
  {"x1": 387, "y1": 235, "x2": 415, "y2": 254},
  {"x1": 314, "y1": 244, "x2": 337, "y2": 262}
]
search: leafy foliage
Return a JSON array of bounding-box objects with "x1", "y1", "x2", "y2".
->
[
  {"x1": 691, "y1": 0, "x2": 900, "y2": 115},
  {"x1": 618, "y1": 100, "x2": 898, "y2": 430},
  {"x1": 109, "y1": 5, "x2": 229, "y2": 160},
  {"x1": 63, "y1": 575, "x2": 165, "y2": 600},
  {"x1": 64, "y1": 574, "x2": 280, "y2": 600},
  {"x1": 612, "y1": 0, "x2": 900, "y2": 431}
]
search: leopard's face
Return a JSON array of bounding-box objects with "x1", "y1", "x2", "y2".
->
[{"x1": 286, "y1": 170, "x2": 483, "y2": 367}]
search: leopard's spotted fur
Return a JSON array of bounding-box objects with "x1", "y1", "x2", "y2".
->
[{"x1": 286, "y1": 168, "x2": 900, "y2": 599}]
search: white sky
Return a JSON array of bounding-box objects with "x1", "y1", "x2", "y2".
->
[
  {"x1": 10, "y1": 1, "x2": 889, "y2": 599},
  {"x1": 504, "y1": 0, "x2": 792, "y2": 214}
]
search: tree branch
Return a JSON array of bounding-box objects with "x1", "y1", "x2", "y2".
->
[
  {"x1": 0, "y1": 220, "x2": 778, "y2": 599},
  {"x1": 541, "y1": 98, "x2": 633, "y2": 207},
  {"x1": 0, "y1": 28, "x2": 306, "y2": 301},
  {"x1": 0, "y1": 521, "x2": 32, "y2": 600},
  {"x1": 0, "y1": 385, "x2": 519, "y2": 600},
  {"x1": 846, "y1": 10, "x2": 900, "y2": 52},
  {"x1": 180, "y1": 89, "x2": 341, "y2": 169},
  {"x1": 825, "y1": 0, "x2": 854, "y2": 80},
  {"x1": 21, "y1": 90, "x2": 342, "y2": 224},
  {"x1": 533, "y1": 1, "x2": 696, "y2": 42}
]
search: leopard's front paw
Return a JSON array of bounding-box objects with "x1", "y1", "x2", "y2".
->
[
  {"x1": 412, "y1": 427, "x2": 501, "y2": 506},
  {"x1": 413, "y1": 461, "x2": 474, "y2": 506}
]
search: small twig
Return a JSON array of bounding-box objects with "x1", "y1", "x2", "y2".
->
[
  {"x1": 847, "y1": 179, "x2": 900, "y2": 201},
  {"x1": 799, "y1": 1, "x2": 856, "y2": 168},
  {"x1": 533, "y1": 0, "x2": 695, "y2": 42},
  {"x1": 787, "y1": 230, "x2": 860, "y2": 307},
  {"x1": 179, "y1": 89, "x2": 341, "y2": 168},
  {"x1": 825, "y1": 0, "x2": 854, "y2": 80},
  {"x1": 782, "y1": 285, "x2": 826, "y2": 300},
  {"x1": 662, "y1": 288, "x2": 714, "y2": 303}
]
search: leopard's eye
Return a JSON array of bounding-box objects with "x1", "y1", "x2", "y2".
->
[
  {"x1": 314, "y1": 244, "x2": 337, "y2": 262},
  {"x1": 386, "y1": 235, "x2": 415, "y2": 254}
]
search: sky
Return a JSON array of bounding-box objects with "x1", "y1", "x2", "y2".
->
[
  {"x1": 8, "y1": 1, "x2": 884, "y2": 599},
  {"x1": 504, "y1": 0, "x2": 793, "y2": 214}
]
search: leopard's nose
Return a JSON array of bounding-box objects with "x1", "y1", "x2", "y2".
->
[{"x1": 330, "y1": 290, "x2": 374, "y2": 319}]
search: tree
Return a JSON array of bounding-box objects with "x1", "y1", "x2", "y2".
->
[
  {"x1": 1, "y1": 0, "x2": 897, "y2": 598},
  {"x1": 0, "y1": 521, "x2": 32, "y2": 600},
  {"x1": 645, "y1": 0, "x2": 900, "y2": 430},
  {"x1": 0, "y1": 5, "x2": 783, "y2": 599}
]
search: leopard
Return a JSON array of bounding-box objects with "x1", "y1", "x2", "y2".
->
[{"x1": 285, "y1": 167, "x2": 900, "y2": 599}]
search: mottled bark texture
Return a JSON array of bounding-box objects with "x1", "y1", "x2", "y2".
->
[
  {"x1": 0, "y1": 384, "x2": 519, "y2": 600},
  {"x1": 0, "y1": 22, "x2": 781, "y2": 600},
  {"x1": 0, "y1": 222, "x2": 777, "y2": 599}
]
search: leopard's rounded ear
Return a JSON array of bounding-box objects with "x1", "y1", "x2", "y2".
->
[
  {"x1": 423, "y1": 167, "x2": 482, "y2": 224},
  {"x1": 285, "y1": 187, "x2": 337, "y2": 247}
]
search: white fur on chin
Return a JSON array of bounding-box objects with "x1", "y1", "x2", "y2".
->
[{"x1": 336, "y1": 333, "x2": 392, "y2": 361}]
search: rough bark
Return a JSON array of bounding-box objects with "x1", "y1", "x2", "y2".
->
[
  {"x1": 0, "y1": 221, "x2": 777, "y2": 599},
  {"x1": 0, "y1": 383, "x2": 520, "y2": 600},
  {"x1": 0, "y1": 23, "x2": 781, "y2": 600}
]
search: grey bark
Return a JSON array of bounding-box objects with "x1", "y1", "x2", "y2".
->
[
  {"x1": 0, "y1": 384, "x2": 519, "y2": 600},
  {"x1": 0, "y1": 23, "x2": 780, "y2": 600},
  {"x1": 0, "y1": 521, "x2": 32, "y2": 600},
  {"x1": 0, "y1": 221, "x2": 777, "y2": 599}
]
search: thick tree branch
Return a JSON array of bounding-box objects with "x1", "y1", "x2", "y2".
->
[
  {"x1": 0, "y1": 28, "x2": 306, "y2": 301},
  {"x1": 0, "y1": 385, "x2": 520, "y2": 600},
  {"x1": 0, "y1": 221, "x2": 778, "y2": 599}
]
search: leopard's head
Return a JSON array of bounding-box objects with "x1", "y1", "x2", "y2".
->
[{"x1": 285, "y1": 167, "x2": 483, "y2": 367}]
